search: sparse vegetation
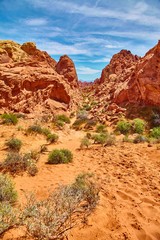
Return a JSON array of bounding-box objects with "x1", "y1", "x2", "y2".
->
[
  {"x1": 47, "y1": 149, "x2": 73, "y2": 164},
  {"x1": 56, "y1": 114, "x2": 71, "y2": 124},
  {"x1": 42, "y1": 127, "x2": 51, "y2": 136},
  {"x1": 104, "y1": 134, "x2": 116, "y2": 146},
  {"x1": 80, "y1": 137, "x2": 91, "y2": 148},
  {"x1": 1, "y1": 113, "x2": 18, "y2": 125},
  {"x1": 27, "y1": 124, "x2": 43, "y2": 134},
  {"x1": 0, "y1": 202, "x2": 18, "y2": 235},
  {"x1": 0, "y1": 173, "x2": 17, "y2": 203},
  {"x1": 5, "y1": 138, "x2": 22, "y2": 152},
  {"x1": 133, "y1": 118, "x2": 146, "y2": 134},
  {"x1": 47, "y1": 133, "x2": 59, "y2": 143},
  {"x1": 149, "y1": 127, "x2": 160, "y2": 139},
  {"x1": 21, "y1": 173, "x2": 99, "y2": 240},
  {"x1": 96, "y1": 124, "x2": 107, "y2": 133},
  {"x1": 0, "y1": 152, "x2": 38, "y2": 176},
  {"x1": 92, "y1": 133, "x2": 108, "y2": 145},
  {"x1": 116, "y1": 120, "x2": 131, "y2": 135}
]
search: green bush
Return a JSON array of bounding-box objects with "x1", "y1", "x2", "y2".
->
[
  {"x1": 80, "y1": 137, "x2": 91, "y2": 148},
  {"x1": 92, "y1": 133, "x2": 108, "y2": 145},
  {"x1": 47, "y1": 149, "x2": 73, "y2": 164},
  {"x1": 47, "y1": 133, "x2": 59, "y2": 143},
  {"x1": 149, "y1": 127, "x2": 160, "y2": 139},
  {"x1": 133, "y1": 118, "x2": 146, "y2": 134},
  {"x1": 1, "y1": 113, "x2": 18, "y2": 125},
  {"x1": 0, "y1": 173, "x2": 17, "y2": 203},
  {"x1": 42, "y1": 128, "x2": 51, "y2": 136},
  {"x1": 56, "y1": 114, "x2": 70, "y2": 124},
  {"x1": 27, "y1": 124, "x2": 43, "y2": 134},
  {"x1": 116, "y1": 120, "x2": 131, "y2": 134},
  {"x1": 96, "y1": 124, "x2": 107, "y2": 133},
  {"x1": 5, "y1": 138, "x2": 22, "y2": 152}
]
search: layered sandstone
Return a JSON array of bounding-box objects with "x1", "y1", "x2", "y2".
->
[{"x1": 0, "y1": 40, "x2": 80, "y2": 114}]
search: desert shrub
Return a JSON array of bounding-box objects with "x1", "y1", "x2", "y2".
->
[
  {"x1": 47, "y1": 149, "x2": 73, "y2": 164},
  {"x1": 56, "y1": 114, "x2": 70, "y2": 124},
  {"x1": 96, "y1": 124, "x2": 107, "y2": 133},
  {"x1": 24, "y1": 150, "x2": 40, "y2": 162},
  {"x1": 92, "y1": 133, "x2": 108, "y2": 145},
  {"x1": 80, "y1": 137, "x2": 91, "y2": 149},
  {"x1": 133, "y1": 118, "x2": 146, "y2": 134},
  {"x1": 0, "y1": 173, "x2": 17, "y2": 203},
  {"x1": 27, "y1": 124, "x2": 43, "y2": 134},
  {"x1": 27, "y1": 162, "x2": 38, "y2": 176},
  {"x1": 0, "y1": 152, "x2": 38, "y2": 176},
  {"x1": 149, "y1": 127, "x2": 160, "y2": 139},
  {"x1": 133, "y1": 135, "x2": 148, "y2": 144},
  {"x1": 5, "y1": 138, "x2": 22, "y2": 152},
  {"x1": 104, "y1": 134, "x2": 116, "y2": 146},
  {"x1": 22, "y1": 173, "x2": 99, "y2": 240},
  {"x1": 0, "y1": 202, "x2": 18, "y2": 235},
  {"x1": 42, "y1": 127, "x2": 51, "y2": 136},
  {"x1": 116, "y1": 120, "x2": 131, "y2": 135},
  {"x1": 1, "y1": 113, "x2": 18, "y2": 125},
  {"x1": 47, "y1": 133, "x2": 59, "y2": 143}
]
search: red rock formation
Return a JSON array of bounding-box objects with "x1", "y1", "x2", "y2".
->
[
  {"x1": 56, "y1": 55, "x2": 79, "y2": 88},
  {"x1": 114, "y1": 40, "x2": 160, "y2": 105},
  {"x1": 83, "y1": 41, "x2": 160, "y2": 122},
  {"x1": 0, "y1": 40, "x2": 80, "y2": 114}
]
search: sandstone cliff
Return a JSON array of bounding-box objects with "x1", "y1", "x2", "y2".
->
[
  {"x1": 83, "y1": 40, "x2": 160, "y2": 122},
  {"x1": 0, "y1": 40, "x2": 80, "y2": 114}
]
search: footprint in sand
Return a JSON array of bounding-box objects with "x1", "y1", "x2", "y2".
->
[{"x1": 116, "y1": 190, "x2": 135, "y2": 202}]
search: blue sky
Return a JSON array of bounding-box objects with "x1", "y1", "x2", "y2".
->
[{"x1": 0, "y1": 0, "x2": 160, "y2": 81}]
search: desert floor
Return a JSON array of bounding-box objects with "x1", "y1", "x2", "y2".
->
[{"x1": 1, "y1": 118, "x2": 160, "y2": 240}]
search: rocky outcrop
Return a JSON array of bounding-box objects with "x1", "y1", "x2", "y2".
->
[
  {"x1": 0, "y1": 40, "x2": 80, "y2": 114},
  {"x1": 99, "y1": 50, "x2": 139, "y2": 84},
  {"x1": 56, "y1": 55, "x2": 79, "y2": 88},
  {"x1": 114, "y1": 40, "x2": 160, "y2": 106},
  {"x1": 82, "y1": 40, "x2": 160, "y2": 122}
]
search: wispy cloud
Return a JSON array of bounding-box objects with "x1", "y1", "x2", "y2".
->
[
  {"x1": 77, "y1": 66, "x2": 101, "y2": 75},
  {"x1": 27, "y1": 0, "x2": 160, "y2": 27},
  {"x1": 24, "y1": 18, "x2": 48, "y2": 26}
]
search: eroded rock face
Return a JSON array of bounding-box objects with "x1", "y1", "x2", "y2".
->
[
  {"x1": 82, "y1": 41, "x2": 160, "y2": 122},
  {"x1": 56, "y1": 55, "x2": 79, "y2": 88},
  {"x1": 113, "y1": 40, "x2": 160, "y2": 105},
  {"x1": 0, "y1": 40, "x2": 79, "y2": 113}
]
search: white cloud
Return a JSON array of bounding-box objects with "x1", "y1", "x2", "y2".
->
[
  {"x1": 77, "y1": 66, "x2": 101, "y2": 75},
  {"x1": 24, "y1": 18, "x2": 48, "y2": 26},
  {"x1": 27, "y1": 0, "x2": 160, "y2": 27},
  {"x1": 90, "y1": 57, "x2": 111, "y2": 63},
  {"x1": 36, "y1": 40, "x2": 90, "y2": 55}
]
